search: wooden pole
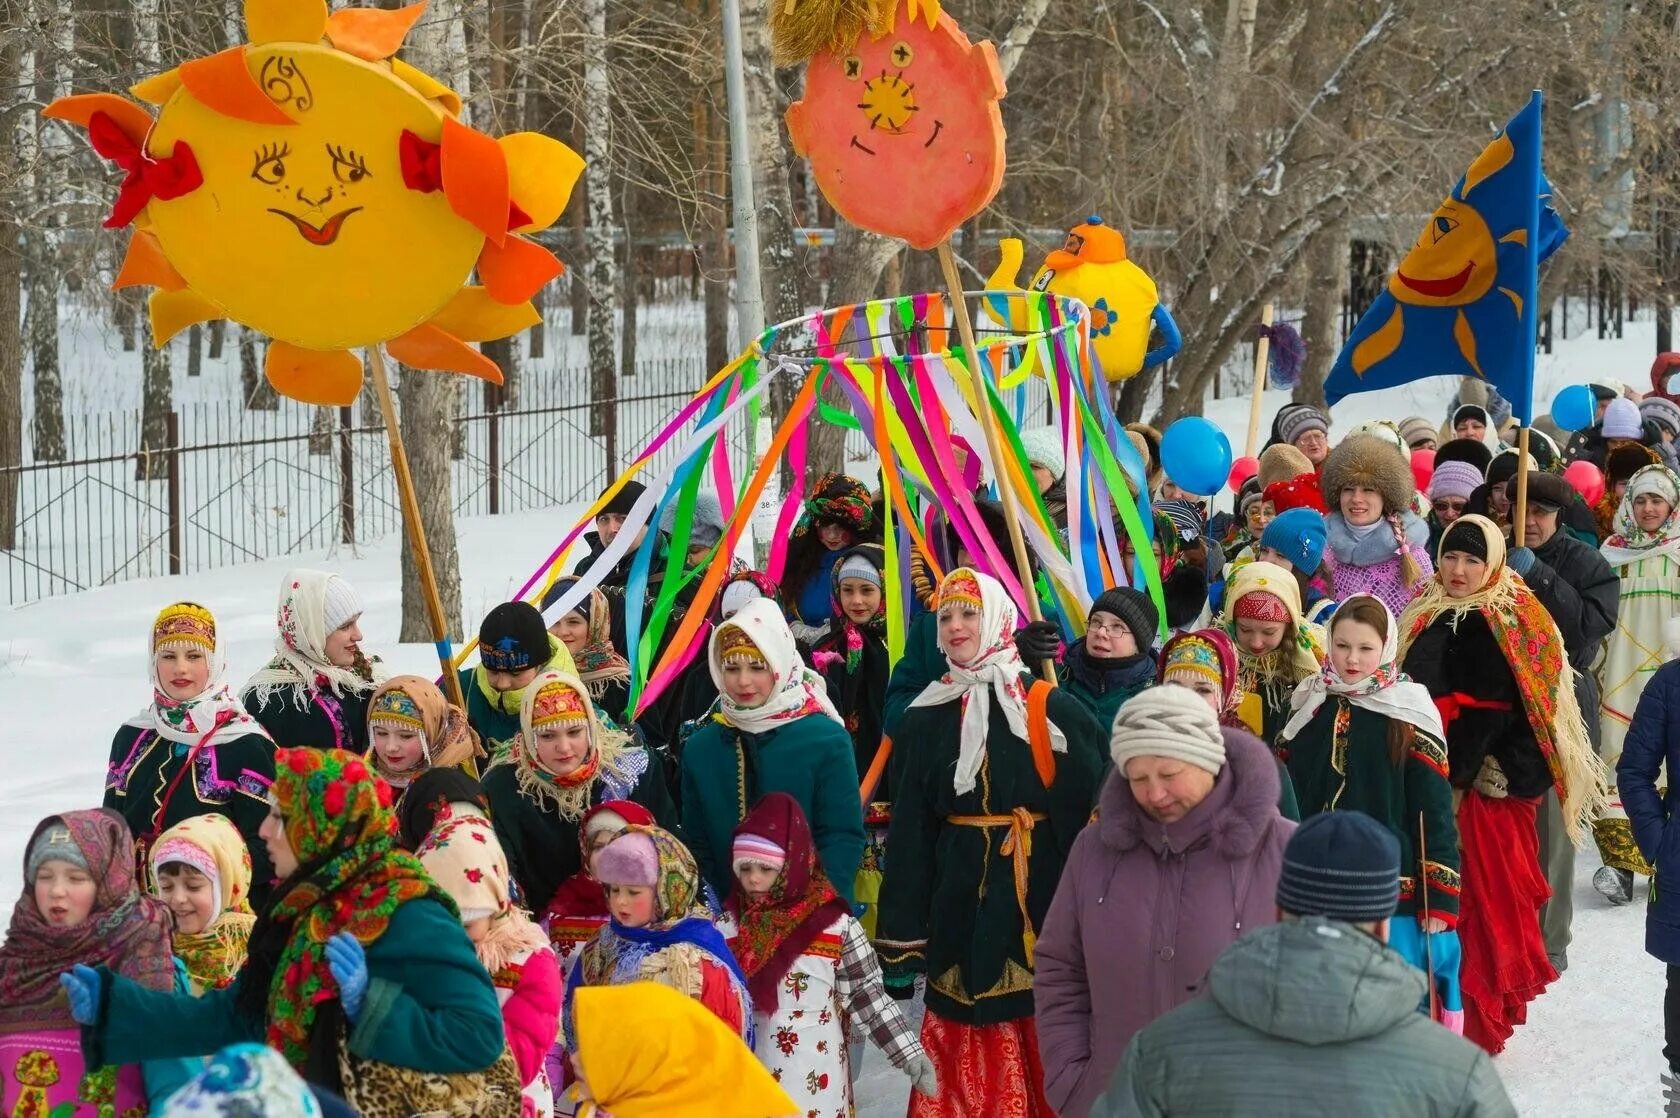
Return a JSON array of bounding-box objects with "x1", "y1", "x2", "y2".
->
[
  {"x1": 1244, "y1": 303, "x2": 1275, "y2": 458},
  {"x1": 1419, "y1": 812, "x2": 1439, "y2": 1022},
  {"x1": 368, "y1": 346, "x2": 470, "y2": 713},
  {"x1": 935, "y1": 242, "x2": 1057, "y2": 684},
  {"x1": 1513, "y1": 425, "x2": 1531, "y2": 548}
]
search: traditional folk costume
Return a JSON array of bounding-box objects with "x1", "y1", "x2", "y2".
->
[
  {"x1": 107, "y1": 601, "x2": 278, "y2": 901},
  {"x1": 547, "y1": 577, "x2": 634, "y2": 724},
  {"x1": 484, "y1": 670, "x2": 674, "y2": 914},
  {"x1": 1222, "y1": 562, "x2": 1325, "y2": 746},
  {"x1": 1400, "y1": 516, "x2": 1608, "y2": 1055},
  {"x1": 420, "y1": 816, "x2": 561, "y2": 1118},
  {"x1": 149, "y1": 812, "x2": 256, "y2": 994},
  {"x1": 0, "y1": 811, "x2": 192, "y2": 1113},
  {"x1": 242, "y1": 570, "x2": 385, "y2": 753},
  {"x1": 680, "y1": 599, "x2": 866, "y2": 905},
  {"x1": 1596, "y1": 464, "x2": 1680, "y2": 879},
  {"x1": 721, "y1": 794, "x2": 931, "y2": 1117},
  {"x1": 1278, "y1": 595, "x2": 1463, "y2": 1031},
  {"x1": 564, "y1": 826, "x2": 751, "y2": 1046},
  {"x1": 364, "y1": 675, "x2": 484, "y2": 802},
  {"x1": 395, "y1": 766, "x2": 491, "y2": 851},
  {"x1": 877, "y1": 568, "x2": 1106, "y2": 1118}
]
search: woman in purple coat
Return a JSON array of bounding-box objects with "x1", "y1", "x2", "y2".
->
[{"x1": 1032, "y1": 685, "x2": 1295, "y2": 1118}]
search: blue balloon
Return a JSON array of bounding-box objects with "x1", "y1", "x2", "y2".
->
[
  {"x1": 1160, "y1": 417, "x2": 1233, "y2": 497},
  {"x1": 1551, "y1": 384, "x2": 1596, "y2": 432}
]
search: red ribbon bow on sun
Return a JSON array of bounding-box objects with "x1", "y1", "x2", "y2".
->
[
  {"x1": 86, "y1": 111, "x2": 202, "y2": 229},
  {"x1": 399, "y1": 129, "x2": 531, "y2": 230}
]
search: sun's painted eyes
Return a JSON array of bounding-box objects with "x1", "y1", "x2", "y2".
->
[
  {"x1": 1431, "y1": 214, "x2": 1460, "y2": 242},
  {"x1": 252, "y1": 142, "x2": 290, "y2": 185},
  {"x1": 890, "y1": 40, "x2": 914, "y2": 67},
  {"x1": 327, "y1": 143, "x2": 371, "y2": 185}
]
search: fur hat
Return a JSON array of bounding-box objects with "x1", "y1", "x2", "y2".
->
[
  {"x1": 1258, "y1": 443, "x2": 1314, "y2": 490},
  {"x1": 1607, "y1": 441, "x2": 1660, "y2": 485},
  {"x1": 1162, "y1": 563, "x2": 1209, "y2": 629},
  {"x1": 1320, "y1": 434, "x2": 1415, "y2": 517},
  {"x1": 1432, "y1": 438, "x2": 1493, "y2": 475},
  {"x1": 1126, "y1": 423, "x2": 1162, "y2": 475}
]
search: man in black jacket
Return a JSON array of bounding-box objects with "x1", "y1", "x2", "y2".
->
[{"x1": 1507, "y1": 468, "x2": 1620, "y2": 967}]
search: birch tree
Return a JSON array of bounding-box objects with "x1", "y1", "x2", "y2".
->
[
  {"x1": 24, "y1": 0, "x2": 70, "y2": 460},
  {"x1": 0, "y1": 0, "x2": 24, "y2": 548},
  {"x1": 129, "y1": 0, "x2": 172, "y2": 480},
  {"x1": 583, "y1": 0, "x2": 618, "y2": 463}
]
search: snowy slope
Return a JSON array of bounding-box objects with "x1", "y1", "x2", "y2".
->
[{"x1": 3, "y1": 308, "x2": 1676, "y2": 1113}]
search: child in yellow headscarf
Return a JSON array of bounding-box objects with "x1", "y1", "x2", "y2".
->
[
  {"x1": 569, "y1": 981, "x2": 796, "y2": 1118},
  {"x1": 147, "y1": 813, "x2": 256, "y2": 994}
]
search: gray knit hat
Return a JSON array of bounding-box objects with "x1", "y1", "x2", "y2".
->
[
  {"x1": 1109, "y1": 685, "x2": 1226, "y2": 775},
  {"x1": 1277, "y1": 406, "x2": 1329, "y2": 447},
  {"x1": 26, "y1": 820, "x2": 88, "y2": 881},
  {"x1": 1276, "y1": 811, "x2": 1400, "y2": 923},
  {"x1": 1018, "y1": 427, "x2": 1066, "y2": 481}
]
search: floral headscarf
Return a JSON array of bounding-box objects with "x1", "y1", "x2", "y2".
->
[
  {"x1": 502, "y1": 669, "x2": 643, "y2": 821},
  {"x1": 242, "y1": 570, "x2": 385, "y2": 708},
  {"x1": 0, "y1": 810, "x2": 176, "y2": 1033},
  {"x1": 1602, "y1": 463, "x2": 1680, "y2": 568},
  {"x1": 792, "y1": 473, "x2": 875, "y2": 539},
  {"x1": 160, "y1": 1042, "x2": 324, "y2": 1118},
  {"x1": 365, "y1": 674, "x2": 483, "y2": 787},
  {"x1": 550, "y1": 577, "x2": 632, "y2": 693},
  {"x1": 239, "y1": 749, "x2": 450, "y2": 1072},
  {"x1": 149, "y1": 813, "x2": 256, "y2": 992},
  {"x1": 418, "y1": 816, "x2": 549, "y2": 975},
  {"x1": 725, "y1": 793, "x2": 850, "y2": 1012},
  {"x1": 1280, "y1": 595, "x2": 1445, "y2": 744},
  {"x1": 908, "y1": 566, "x2": 1066, "y2": 795},
  {"x1": 708, "y1": 600, "x2": 843, "y2": 734},
  {"x1": 1223, "y1": 562, "x2": 1324, "y2": 682}
]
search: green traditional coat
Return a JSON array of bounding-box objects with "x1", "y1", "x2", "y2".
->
[
  {"x1": 87, "y1": 897, "x2": 505, "y2": 1074},
  {"x1": 1278, "y1": 700, "x2": 1461, "y2": 923},
  {"x1": 680, "y1": 712, "x2": 865, "y2": 906},
  {"x1": 876, "y1": 683, "x2": 1106, "y2": 1025}
]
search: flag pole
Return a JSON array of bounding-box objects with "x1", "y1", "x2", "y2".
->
[
  {"x1": 1513, "y1": 425, "x2": 1531, "y2": 548},
  {"x1": 1245, "y1": 303, "x2": 1275, "y2": 458}
]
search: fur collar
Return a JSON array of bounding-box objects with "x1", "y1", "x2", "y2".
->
[{"x1": 1099, "y1": 725, "x2": 1282, "y2": 859}]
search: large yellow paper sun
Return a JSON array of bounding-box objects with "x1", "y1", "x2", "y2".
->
[{"x1": 45, "y1": 0, "x2": 583, "y2": 406}]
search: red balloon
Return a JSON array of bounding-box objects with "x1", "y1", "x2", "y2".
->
[
  {"x1": 1410, "y1": 448, "x2": 1436, "y2": 493},
  {"x1": 1228, "y1": 455, "x2": 1260, "y2": 492},
  {"x1": 1564, "y1": 460, "x2": 1605, "y2": 507}
]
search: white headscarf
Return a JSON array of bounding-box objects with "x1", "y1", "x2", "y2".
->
[
  {"x1": 908, "y1": 567, "x2": 1066, "y2": 795},
  {"x1": 709, "y1": 599, "x2": 843, "y2": 734},
  {"x1": 1281, "y1": 594, "x2": 1444, "y2": 744},
  {"x1": 1601, "y1": 464, "x2": 1680, "y2": 568},
  {"x1": 125, "y1": 602, "x2": 271, "y2": 748},
  {"x1": 241, "y1": 568, "x2": 385, "y2": 708}
]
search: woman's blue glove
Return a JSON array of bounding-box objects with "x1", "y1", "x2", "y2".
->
[
  {"x1": 325, "y1": 932, "x2": 369, "y2": 1021},
  {"x1": 60, "y1": 964, "x2": 103, "y2": 1025}
]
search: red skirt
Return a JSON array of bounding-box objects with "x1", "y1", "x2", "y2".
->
[
  {"x1": 909, "y1": 1010, "x2": 1053, "y2": 1118},
  {"x1": 1457, "y1": 791, "x2": 1557, "y2": 1054}
]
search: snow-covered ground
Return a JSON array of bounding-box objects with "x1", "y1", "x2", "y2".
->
[{"x1": 3, "y1": 303, "x2": 1677, "y2": 1113}]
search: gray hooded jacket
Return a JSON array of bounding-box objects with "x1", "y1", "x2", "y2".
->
[{"x1": 1092, "y1": 916, "x2": 1515, "y2": 1118}]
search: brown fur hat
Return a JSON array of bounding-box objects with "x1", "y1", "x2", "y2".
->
[
  {"x1": 1320, "y1": 434, "x2": 1415, "y2": 516},
  {"x1": 1258, "y1": 443, "x2": 1314, "y2": 490},
  {"x1": 1606, "y1": 440, "x2": 1660, "y2": 485}
]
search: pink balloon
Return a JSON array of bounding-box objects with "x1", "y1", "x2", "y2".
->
[
  {"x1": 1564, "y1": 460, "x2": 1605, "y2": 507},
  {"x1": 1410, "y1": 449, "x2": 1436, "y2": 493},
  {"x1": 1228, "y1": 456, "x2": 1260, "y2": 492}
]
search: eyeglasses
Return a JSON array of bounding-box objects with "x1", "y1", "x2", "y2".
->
[
  {"x1": 1087, "y1": 619, "x2": 1132, "y2": 637},
  {"x1": 1432, "y1": 498, "x2": 1468, "y2": 514}
]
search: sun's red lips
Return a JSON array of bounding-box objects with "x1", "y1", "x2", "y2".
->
[
  {"x1": 268, "y1": 206, "x2": 362, "y2": 246},
  {"x1": 1397, "y1": 260, "x2": 1475, "y2": 299}
]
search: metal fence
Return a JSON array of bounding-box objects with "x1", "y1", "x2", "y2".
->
[{"x1": 0, "y1": 364, "x2": 707, "y2": 605}]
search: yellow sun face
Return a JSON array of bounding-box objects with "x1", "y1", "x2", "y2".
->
[
  {"x1": 148, "y1": 44, "x2": 483, "y2": 351},
  {"x1": 1389, "y1": 198, "x2": 1497, "y2": 308}
]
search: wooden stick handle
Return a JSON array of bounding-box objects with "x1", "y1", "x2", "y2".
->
[
  {"x1": 935, "y1": 241, "x2": 1057, "y2": 685},
  {"x1": 1418, "y1": 812, "x2": 1439, "y2": 1022},
  {"x1": 1244, "y1": 303, "x2": 1275, "y2": 459},
  {"x1": 1513, "y1": 425, "x2": 1531, "y2": 549},
  {"x1": 368, "y1": 347, "x2": 472, "y2": 728}
]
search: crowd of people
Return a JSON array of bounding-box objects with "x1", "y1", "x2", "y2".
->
[{"x1": 10, "y1": 367, "x2": 1680, "y2": 1115}]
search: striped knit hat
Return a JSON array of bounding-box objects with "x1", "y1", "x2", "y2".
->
[{"x1": 1276, "y1": 811, "x2": 1400, "y2": 922}]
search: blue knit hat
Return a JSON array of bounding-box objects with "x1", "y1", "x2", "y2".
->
[
  {"x1": 1276, "y1": 811, "x2": 1400, "y2": 922},
  {"x1": 1258, "y1": 507, "x2": 1326, "y2": 574}
]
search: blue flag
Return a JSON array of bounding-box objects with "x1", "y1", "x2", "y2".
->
[{"x1": 1326, "y1": 92, "x2": 1568, "y2": 423}]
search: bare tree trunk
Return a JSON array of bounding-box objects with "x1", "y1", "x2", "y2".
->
[
  {"x1": 132, "y1": 0, "x2": 171, "y2": 480},
  {"x1": 402, "y1": 0, "x2": 467, "y2": 636},
  {"x1": 528, "y1": 281, "x2": 546, "y2": 364},
  {"x1": 26, "y1": 0, "x2": 69, "y2": 462},
  {"x1": 583, "y1": 0, "x2": 617, "y2": 460},
  {"x1": 238, "y1": 326, "x2": 276, "y2": 409},
  {"x1": 397, "y1": 364, "x2": 464, "y2": 640},
  {"x1": 1294, "y1": 221, "x2": 1345, "y2": 408},
  {"x1": 698, "y1": 91, "x2": 731, "y2": 372},
  {"x1": 569, "y1": 118, "x2": 589, "y2": 339},
  {"x1": 309, "y1": 406, "x2": 333, "y2": 455},
  {"x1": 207, "y1": 318, "x2": 225, "y2": 360},
  {"x1": 0, "y1": 0, "x2": 23, "y2": 548},
  {"x1": 620, "y1": 172, "x2": 639, "y2": 379},
  {"x1": 187, "y1": 324, "x2": 203, "y2": 377}
]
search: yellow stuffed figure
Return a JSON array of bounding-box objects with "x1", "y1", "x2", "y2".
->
[{"x1": 986, "y1": 216, "x2": 1180, "y2": 382}]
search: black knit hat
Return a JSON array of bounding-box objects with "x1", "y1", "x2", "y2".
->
[
  {"x1": 1452, "y1": 404, "x2": 1491, "y2": 430},
  {"x1": 1276, "y1": 811, "x2": 1400, "y2": 922},
  {"x1": 1432, "y1": 438, "x2": 1493, "y2": 475},
  {"x1": 1440, "y1": 520, "x2": 1489, "y2": 562},
  {"x1": 1089, "y1": 588, "x2": 1159, "y2": 646},
  {"x1": 478, "y1": 601, "x2": 552, "y2": 674},
  {"x1": 1485, "y1": 449, "x2": 1525, "y2": 491},
  {"x1": 598, "y1": 480, "x2": 647, "y2": 520}
]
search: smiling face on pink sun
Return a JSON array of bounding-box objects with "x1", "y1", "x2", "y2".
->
[{"x1": 787, "y1": 5, "x2": 1005, "y2": 251}]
